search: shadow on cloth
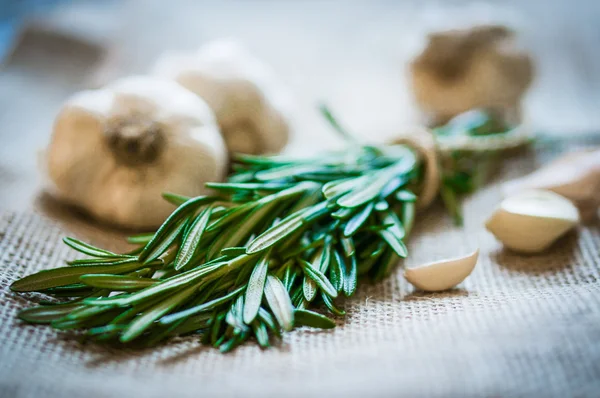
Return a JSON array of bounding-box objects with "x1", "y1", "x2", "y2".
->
[
  {"x1": 490, "y1": 229, "x2": 579, "y2": 275},
  {"x1": 34, "y1": 192, "x2": 135, "y2": 253}
]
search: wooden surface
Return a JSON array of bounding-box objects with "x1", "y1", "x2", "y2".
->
[{"x1": 1, "y1": 0, "x2": 600, "y2": 214}]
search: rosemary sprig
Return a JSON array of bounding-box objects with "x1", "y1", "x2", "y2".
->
[
  {"x1": 11, "y1": 143, "x2": 419, "y2": 350},
  {"x1": 434, "y1": 109, "x2": 526, "y2": 224},
  {"x1": 10, "y1": 107, "x2": 520, "y2": 351}
]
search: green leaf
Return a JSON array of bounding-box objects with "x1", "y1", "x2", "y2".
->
[
  {"x1": 321, "y1": 293, "x2": 346, "y2": 316},
  {"x1": 294, "y1": 309, "x2": 336, "y2": 329},
  {"x1": 206, "y1": 182, "x2": 291, "y2": 192},
  {"x1": 323, "y1": 177, "x2": 367, "y2": 199},
  {"x1": 209, "y1": 200, "x2": 278, "y2": 259},
  {"x1": 258, "y1": 307, "x2": 281, "y2": 337},
  {"x1": 395, "y1": 190, "x2": 417, "y2": 202},
  {"x1": 264, "y1": 275, "x2": 294, "y2": 331},
  {"x1": 383, "y1": 210, "x2": 405, "y2": 240},
  {"x1": 85, "y1": 257, "x2": 230, "y2": 307},
  {"x1": 255, "y1": 164, "x2": 322, "y2": 181},
  {"x1": 401, "y1": 201, "x2": 415, "y2": 237},
  {"x1": 140, "y1": 217, "x2": 189, "y2": 264},
  {"x1": 319, "y1": 104, "x2": 357, "y2": 143},
  {"x1": 331, "y1": 206, "x2": 355, "y2": 219},
  {"x1": 341, "y1": 236, "x2": 355, "y2": 257},
  {"x1": 330, "y1": 249, "x2": 345, "y2": 292},
  {"x1": 139, "y1": 195, "x2": 212, "y2": 263},
  {"x1": 63, "y1": 237, "x2": 118, "y2": 258},
  {"x1": 126, "y1": 233, "x2": 154, "y2": 246},
  {"x1": 440, "y1": 183, "x2": 463, "y2": 225},
  {"x1": 374, "y1": 201, "x2": 389, "y2": 212},
  {"x1": 343, "y1": 202, "x2": 374, "y2": 237},
  {"x1": 378, "y1": 230, "x2": 408, "y2": 258},
  {"x1": 243, "y1": 254, "x2": 269, "y2": 324},
  {"x1": 282, "y1": 260, "x2": 296, "y2": 290},
  {"x1": 79, "y1": 274, "x2": 157, "y2": 290},
  {"x1": 343, "y1": 255, "x2": 357, "y2": 297},
  {"x1": 161, "y1": 192, "x2": 193, "y2": 206},
  {"x1": 221, "y1": 247, "x2": 248, "y2": 257},
  {"x1": 10, "y1": 259, "x2": 145, "y2": 292},
  {"x1": 174, "y1": 207, "x2": 212, "y2": 270},
  {"x1": 120, "y1": 284, "x2": 198, "y2": 343},
  {"x1": 303, "y1": 276, "x2": 317, "y2": 302},
  {"x1": 337, "y1": 153, "x2": 416, "y2": 208},
  {"x1": 252, "y1": 321, "x2": 270, "y2": 348},
  {"x1": 336, "y1": 175, "x2": 383, "y2": 208},
  {"x1": 299, "y1": 259, "x2": 337, "y2": 298},
  {"x1": 371, "y1": 250, "x2": 399, "y2": 282},
  {"x1": 65, "y1": 257, "x2": 136, "y2": 267},
  {"x1": 226, "y1": 295, "x2": 248, "y2": 331},
  {"x1": 316, "y1": 244, "x2": 331, "y2": 273},
  {"x1": 18, "y1": 303, "x2": 83, "y2": 324},
  {"x1": 160, "y1": 286, "x2": 244, "y2": 325},
  {"x1": 207, "y1": 202, "x2": 257, "y2": 232},
  {"x1": 246, "y1": 210, "x2": 306, "y2": 254}
]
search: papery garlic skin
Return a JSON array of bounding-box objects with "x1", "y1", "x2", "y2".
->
[
  {"x1": 152, "y1": 39, "x2": 292, "y2": 155},
  {"x1": 45, "y1": 75, "x2": 228, "y2": 229},
  {"x1": 485, "y1": 190, "x2": 579, "y2": 254},
  {"x1": 404, "y1": 249, "x2": 479, "y2": 292}
]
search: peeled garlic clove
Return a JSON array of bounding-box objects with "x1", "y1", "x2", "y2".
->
[
  {"x1": 388, "y1": 127, "x2": 440, "y2": 210},
  {"x1": 502, "y1": 149, "x2": 600, "y2": 222},
  {"x1": 45, "y1": 75, "x2": 228, "y2": 229},
  {"x1": 404, "y1": 249, "x2": 479, "y2": 292},
  {"x1": 485, "y1": 190, "x2": 579, "y2": 253},
  {"x1": 152, "y1": 39, "x2": 293, "y2": 155}
]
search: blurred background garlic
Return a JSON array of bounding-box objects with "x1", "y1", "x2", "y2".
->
[
  {"x1": 410, "y1": 25, "x2": 534, "y2": 127},
  {"x1": 502, "y1": 148, "x2": 600, "y2": 222},
  {"x1": 152, "y1": 39, "x2": 293, "y2": 155},
  {"x1": 44, "y1": 75, "x2": 228, "y2": 229}
]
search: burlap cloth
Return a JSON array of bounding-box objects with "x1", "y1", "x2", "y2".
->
[{"x1": 1, "y1": 139, "x2": 599, "y2": 398}]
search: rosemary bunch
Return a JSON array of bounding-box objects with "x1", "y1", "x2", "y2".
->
[
  {"x1": 11, "y1": 142, "x2": 421, "y2": 351},
  {"x1": 10, "y1": 107, "x2": 520, "y2": 352}
]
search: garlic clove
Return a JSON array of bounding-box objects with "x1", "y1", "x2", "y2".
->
[
  {"x1": 502, "y1": 149, "x2": 600, "y2": 222},
  {"x1": 152, "y1": 39, "x2": 293, "y2": 155},
  {"x1": 485, "y1": 190, "x2": 580, "y2": 253},
  {"x1": 404, "y1": 249, "x2": 479, "y2": 292}
]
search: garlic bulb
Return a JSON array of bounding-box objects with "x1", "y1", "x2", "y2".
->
[
  {"x1": 485, "y1": 190, "x2": 580, "y2": 254},
  {"x1": 388, "y1": 127, "x2": 440, "y2": 209},
  {"x1": 503, "y1": 149, "x2": 600, "y2": 222},
  {"x1": 410, "y1": 25, "x2": 534, "y2": 127},
  {"x1": 404, "y1": 249, "x2": 479, "y2": 292},
  {"x1": 45, "y1": 75, "x2": 228, "y2": 229},
  {"x1": 152, "y1": 39, "x2": 292, "y2": 155}
]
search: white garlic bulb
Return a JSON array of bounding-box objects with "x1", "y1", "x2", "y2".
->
[
  {"x1": 502, "y1": 149, "x2": 600, "y2": 222},
  {"x1": 152, "y1": 39, "x2": 292, "y2": 155},
  {"x1": 485, "y1": 190, "x2": 580, "y2": 254},
  {"x1": 45, "y1": 75, "x2": 228, "y2": 229}
]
